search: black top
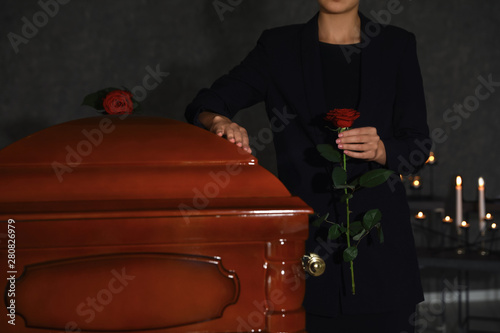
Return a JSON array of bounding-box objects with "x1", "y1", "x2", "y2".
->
[
  {"x1": 319, "y1": 42, "x2": 361, "y2": 111},
  {"x1": 186, "y1": 13, "x2": 430, "y2": 317}
]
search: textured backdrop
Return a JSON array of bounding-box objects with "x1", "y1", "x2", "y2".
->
[{"x1": 2, "y1": 0, "x2": 500, "y2": 202}]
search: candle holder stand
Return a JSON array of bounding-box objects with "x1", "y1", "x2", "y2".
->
[
  {"x1": 487, "y1": 227, "x2": 498, "y2": 253},
  {"x1": 476, "y1": 228, "x2": 489, "y2": 256},
  {"x1": 440, "y1": 222, "x2": 451, "y2": 248},
  {"x1": 409, "y1": 198, "x2": 500, "y2": 257}
]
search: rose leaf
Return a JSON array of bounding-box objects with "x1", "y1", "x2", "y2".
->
[
  {"x1": 317, "y1": 144, "x2": 342, "y2": 163},
  {"x1": 362, "y1": 209, "x2": 382, "y2": 230},
  {"x1": 328, "y1": 224, "x2": 342, "y2": 240},
  {"x1": 352, "y1": 229, "x2": 367, "y2": 241},
  {"x1": 312, "y1": 212, "x2": 329, "y2": 227},
  {"x1": 349, "y1": 221, "x2": 363, "y2": 235},
  {"x1": 359, "y1": 169, "x2": 394, "y2": 188},
  {"x1": 343, "y1": 246, "x2": 358, "y2": 262},
  {"x1": 332, "y1": 167, "x2": 347, "y2": 188}
]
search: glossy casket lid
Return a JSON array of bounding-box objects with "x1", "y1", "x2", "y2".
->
[{"x1": 0, "y1": 116, "x2": 311, "y2": 218}]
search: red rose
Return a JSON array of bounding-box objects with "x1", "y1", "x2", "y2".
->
[
  {"x1": 102, "y1": 90, "x2": 134, "y2": 115},
  {"x1": 324, "y1": 108, "x2": 360, "y2": 128}
]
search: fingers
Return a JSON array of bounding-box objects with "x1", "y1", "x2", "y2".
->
[
  {"x1": 336, "y1": 127, "x2": 379, "y2": 147},
  {"x1": 343, "y1": 147, "x2": 378, "y2": 160},
  {"x1": 211, "y1": 119, "x2": 252, "y2": 153},
  {"x1": 335, "y1": 127, "x2": 383, "y2": 162},
  {"x1": 338, "y1": 127, "x2": 378, "y2": 140},
  {"x1": 199, "y1": 112, "x2": 252, "y2": 153},
  {"x1": 211, "y1": 121, "x2": 228, "y2": 137},
  {"x1": 225, "y1": 123, "x2": 251, "y2": 153}
]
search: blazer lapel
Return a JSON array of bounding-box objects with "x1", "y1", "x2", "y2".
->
[
  {"x1": 299, "y1": 12, "x2": 382, "y2": 130},
  {"x1": 300, "y1": 13, "x2": 328, "y2": 143},
  {"x1": 357, "y1": 13, "x2": 381, "y2": 124}
]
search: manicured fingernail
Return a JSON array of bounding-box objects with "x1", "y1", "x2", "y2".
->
[
  {"x1": 338, "y1": 133, "x2": 343, "y2": 137},
  {"x1": 338, "y1": 144, "x2": 343, "y2": 149},
  {"x1": 335, "y1": 139, "x2": 340, "y2": 144}
]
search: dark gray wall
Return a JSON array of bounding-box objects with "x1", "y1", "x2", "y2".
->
[{"x1": 2, "y1": 0, "x2": 500, "y2": 202}]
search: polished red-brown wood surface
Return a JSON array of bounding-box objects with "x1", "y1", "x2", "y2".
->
[
  {"x1": 0, "y1": 116, "x2": 312, "y2": 333},
  {"x1": 0, "y1": 116, "x2": 289, "y2": 202}
]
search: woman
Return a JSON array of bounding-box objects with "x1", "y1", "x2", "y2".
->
[{"x1": 186, "y1": 0, "x2": 430, "y2": 332}]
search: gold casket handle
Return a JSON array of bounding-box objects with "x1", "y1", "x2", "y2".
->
[{"x1": 302, "y1": 253, "x2": 325, "y2": 277}]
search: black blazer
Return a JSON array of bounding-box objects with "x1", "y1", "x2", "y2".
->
[{"x1": 186, "y1": 13, "x2": 430, "y2": 316}]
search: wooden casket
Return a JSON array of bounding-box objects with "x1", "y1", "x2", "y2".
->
[{"x1": 0, "y1": 116, "x2": 315, "y2": 333}]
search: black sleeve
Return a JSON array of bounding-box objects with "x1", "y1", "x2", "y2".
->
[
  {"x1": 185, "y1": 31, "x2": 271, "y2": 127},
  {"x1": 383, "y1": 33, "x2": 431, "y2": 175}
]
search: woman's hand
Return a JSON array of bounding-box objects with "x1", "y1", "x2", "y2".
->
[
  {"x1": 336, "y1": 127, "x2": 386, "y2": 165},
  {"x1": 198, "y1": 111, "x2": 252, "y2": 153}
]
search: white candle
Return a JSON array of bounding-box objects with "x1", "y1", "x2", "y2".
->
[
  {"x1": 456, "y1": 176, "x2": 463, "y2": 235},
  {"x1": 478, "y1": 177, "x2": 486, "y2": 235}
]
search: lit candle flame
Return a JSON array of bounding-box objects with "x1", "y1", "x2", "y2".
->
[
  {"x1": 443, "y1": 216, "x2": 452, "y2": 223},
  {"x1": 456, "y1": 176, "x2": 462, "y2": 187},
  {"x1": 478, "y1": 177, "x2": 484, "y2": 188},
  {"x1": 416, "y1": 211, "x2": 425, "y2": 219},
  {"x1": 485, "y1": 213, "x2": 493, "y2": 220},
  {"x1": 426, "y1": 152, "x2": 435, "y2": 164},
  {"x1": 492, "y1": 223, "x2": 497, "y2": 229},
  {"x1": 460, "y1": 221, "x2": 469, "y2": 228},
  {"x1": 411, "y1": 176, "x2": 421, "y2": 188}
]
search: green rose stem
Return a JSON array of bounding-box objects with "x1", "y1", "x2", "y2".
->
[
  {"x1": 319, "y1": 113, "x2": 389, "y2": 296},
  {"x1": 340, "y1": 127, "x2": 355, "y2": 295}
]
